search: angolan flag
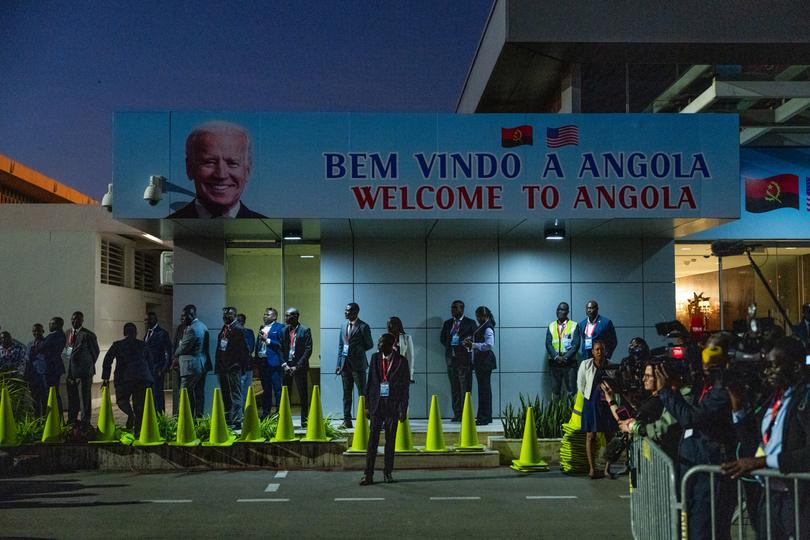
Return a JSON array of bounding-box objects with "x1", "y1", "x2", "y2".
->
[{"x1": 744, "y1": 173, "x2": 799, "y2": 213}]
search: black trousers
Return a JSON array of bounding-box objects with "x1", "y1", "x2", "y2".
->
[
  {"x1": 474, "y1": 367, "x2": 493, "y2": 422},
  {"x1": 683, "y1": 468, "x2": 735, "y2": 540},
  {"x1": 151, "y1": 367, "x2": 166, "y2": 413},
  {"x1": 341, "y1": 368, "x2": 366, "y2": 421},
  {"x1": 115, "y1": 382, "x2": 148, "y2": 436},
  {"x1": 364, "y1": 399, "x2": 400, "y2": 477},
  {"x1": 757, "y1": 487, "x2": 810, "y2": 540},
  {"x1": 66, "y1": 375, "x2": 93, "y2": 424},
  {"x1": 447, "y1": 361, "x2": 472, "y2": 418},
  {"x1": 284, "y1": 368, "x2": 309, "y2": 425},
  {"x1": 218, "y1": 370, "x2": 243, "y2": 427}
]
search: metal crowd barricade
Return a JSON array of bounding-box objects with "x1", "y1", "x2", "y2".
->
[
  {"x1": 630, "y1": 438, "x2": 679, "y2": 540},
  {"x1": 680, "y1": 465, "x2": 810, "y2": 540}
]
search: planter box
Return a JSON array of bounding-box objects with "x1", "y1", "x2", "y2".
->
[{"x1": 487, "y1": 436, "x2": 562, "y2": 466}]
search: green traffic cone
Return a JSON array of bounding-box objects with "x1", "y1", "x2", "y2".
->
[
  {"x1": 301, "y1": 385, "x2": 329, "y2": 442},
  {"x1": 238, "y1": 386, "x2": 265, "y2": 443},
  {"x1": 133, "y1": 388, "x2": 165, "y2": 446},
  {"x1": 41, "y1": 386, "x2": 63, "y2": 443},
  {"x1": 346, "y1": 395, "x2": 369, "y2": 453},
  {"x1": 511, "y1": 406, "x2": 549, "y2": 472},
  {"x1": 203, "y1": 388, "x2": 235, "y2": 446},
  {"x1": 456, "y1": 392, "x2": 484, "y2": 451},
  {"x1": 423, "y1": 394, "x2": 449, "y2": 452},
  {"x1": 270, "y1": 386, "x2": 298, "y2": 442},
  {"x1": 170, "y1": 388, "x2": 200, "y2": 446},
  {"x1": 395, "y1": 412, "x2": 419, "y2": 453},
  {"x1": 0, "y1": 386, "x2": 19, "y2": 447},
  {"x1": 90, "y1": 385, "x2": 118, "y2": 444}
]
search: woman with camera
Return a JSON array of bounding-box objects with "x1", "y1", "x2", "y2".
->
[{"x1": 577, "y1": 339, "x2": 617, "y2": 479}]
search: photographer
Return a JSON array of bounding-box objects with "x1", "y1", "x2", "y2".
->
[
  {"x1": 722, "y1": 337, "x2": 810, "y2": 540},
  {"x1": 656, "y1": 331, "x2": 736, "y2": 540}
]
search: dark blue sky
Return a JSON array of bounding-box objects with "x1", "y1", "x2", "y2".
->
[{"x1": 0, "y1": 1, "x2": 492, "y2": 198}]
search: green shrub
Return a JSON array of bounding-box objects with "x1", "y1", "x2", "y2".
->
[
  {"x1": 500, "y1": 393, "x2": 573, "y2": 439},
  {"x1": 259, "y1": 414, "x2": 279, "y2": 440},
  {"x1": 156, "y1": 413, "x2": 177, "y2": 441},
  {"x1": 0, "y1": 368, "x2": 34, "y2": 420},
  {"x1": 323, "y1": 414, "x2": 346, "y2": 440},
  {"x1": 16, "y1": 415, "x2": 46, "y2": 443}
]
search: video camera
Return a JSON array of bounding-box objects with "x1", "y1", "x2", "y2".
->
[{"x1": 650, "y1": 320, "x2": 696, "y2": 379}]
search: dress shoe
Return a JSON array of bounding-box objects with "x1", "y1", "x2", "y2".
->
[
  {"x1": 475, "y1": 419, "x2": 487, "y2": 426},
  {"x1": 359, "y1": 475, "x2": 373, "y2": 486},
  {"x1": 342, "y1": 419, "x2": 353, "y2": 429},
  {"x1": 383, "y1": 474, "x2": 396, "y2": 484}
]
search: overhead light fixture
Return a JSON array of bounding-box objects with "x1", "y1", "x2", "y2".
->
[
  {"x1": 283, "y1": 228, "x2": 303, "y2": 241},
  {"x1": 680, "y1": 246, "x2": 692, "y2": 251},
  {"x1": 101, "y1": 183, "x2": 113, "y2": 212},
  {"x1": 141, "y1": 233, "x2": 164, "y2": 245},
  {"x1": 544, "y1": 219, "x2": 565, "y2": 241},
  {"x1": 299, "y1": 255, "x2": 315, "y2": 259},
  {"x1": 785, "y1": 247, "x2": 797, "y2": 250}
]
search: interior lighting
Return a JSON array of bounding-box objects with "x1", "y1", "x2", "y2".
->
[{"x1": 544, "y1": 219, "x2": 565, "y2": 240}]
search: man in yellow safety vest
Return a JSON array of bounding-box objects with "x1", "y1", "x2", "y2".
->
[{"x1": 545, "y1": 302, "x2": 580, "y2": 398}]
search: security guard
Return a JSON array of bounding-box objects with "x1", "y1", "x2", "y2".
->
[{"x1": 545, "y1": 302, "x2": 580, "y2": 397}]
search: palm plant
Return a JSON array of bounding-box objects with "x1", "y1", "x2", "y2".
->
[{"x1": 0, "y1": 367, "x2": 34, "y2": 420}]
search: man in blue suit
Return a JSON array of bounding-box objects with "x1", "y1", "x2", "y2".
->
[
  {"x1": 256, "y1": 308, "x2": 285, "y2": 418},
  {"x1": 579, "y1": 300, "x2": 617, "y2": 361},
  {"x1": 35, "y1": 317, "x2": 67, "y2": 418},
  {"x1": 143, "y1": 312, "x2": 173, "y2": 414},
  {"x1": 173, "y1": 304, "x2": 208, "y2": 418},
  {"x1": 793, "y1": 302, "x2": 810, "y2": 347}
]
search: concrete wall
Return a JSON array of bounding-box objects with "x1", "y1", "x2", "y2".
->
[{"x1": 319, "y1": 229, "x2": 675, "y2": 419}]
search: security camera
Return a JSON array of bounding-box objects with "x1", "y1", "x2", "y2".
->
[
  {"x1": 101, "y1": 183, "x2": 113, "y2": 212},
  {"x1": 144, "y1": 175, "x2": 164, "y2": 206}
]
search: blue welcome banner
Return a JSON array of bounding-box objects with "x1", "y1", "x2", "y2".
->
[{"x1": 112, "y1": 112, "x2": 739, "y2": 219}]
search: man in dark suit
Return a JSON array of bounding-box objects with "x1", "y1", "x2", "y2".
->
[
  {"x1": 793, "y1": 302, "x2": 810, "y2": 347},
  {"x1": 281, "y1": 307, "x2": 313, "y2": 427},
  {"x1": 335, "y1": 302, "x2": 374, "y2": 429},
  {"x1": 143, "y1": 312, "x2": 173, "y2": 414},
  {"x1": 440, "y1": 300, "x2": 477, "y2": 421},
  {"x1": 579, "y1": 300, "x2": 618, "y2": 361},
  {"x1": 63, "y1": 311, "x2": 99, "y2": 425},
  {"x1": 360, "y1": 333, "x2": 410, "y2": 486},
  {"x1": 36, "y1": 317, "x2": 67, "y2": 418},
  {"x1": 167, "y1": 121, "x2": 267, "y2": 219},
  {"x1": 101, "y1": 323, "x2": 154, "y2": 435},
  {"x1": 216, "y1": 306, "x2": 250, "y2": 428},
  {"x1": 236, "y1": 313, "x2": 255, "y2": 417}
]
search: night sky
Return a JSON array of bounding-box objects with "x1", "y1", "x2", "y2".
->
[{"x1": 0, "y1": 1, "x2": 492, "y2": 199}]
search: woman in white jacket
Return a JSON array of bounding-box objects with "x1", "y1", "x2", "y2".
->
[
  {"x1": 387, "y1": 316, "x2": 415, "y2": 383},
  {"x1": 577, "y1": 339, "x2": 617, "y2": 479}
]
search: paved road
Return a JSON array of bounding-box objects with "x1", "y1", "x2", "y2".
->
[{"x1": 0, "y1": 468, "x2": 632, "y2": 539}]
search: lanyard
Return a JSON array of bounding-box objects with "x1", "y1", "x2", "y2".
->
[
  {"x1": 557, "y1": 321, "x2": 566, "y2": 352},
  {"x1": 222, "y1": 324, "x2": 230, "y2": 338},
  {"x1": 381, "y1": 356, "x2": 393, "y2": 382},
  {"x1": 698, "y1": 383, "x2": 713, "y2": 404},
  {"x1": 68, "y1": 330, "x2": 76, "y2": 346},
  {"x1": 289, "y1": 327, "x2": 297, "y2": 350},
  {"x1": 451, "y1": 320, "x2": 460, "y2": 334},
  {"x1": 763, "y1": 390, "x2": 784, "y2": 445},
  {"x1": 585, "y1": 320, "x2": 596, "y2": 337}
]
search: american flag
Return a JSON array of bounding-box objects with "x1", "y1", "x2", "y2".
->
[
  {"x1": 806, "y1": 177, "x2": 810, "y2": 211},
  {"x1": 546, "y1": 125, "x2": 579, "y2": 148}
]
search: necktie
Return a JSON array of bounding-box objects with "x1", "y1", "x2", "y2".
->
[
  {"x1": 452, "y1": 320, "x2": 460, "y2": 334},
  {"x1": 146, "y1": 329, "x2": 153, "y2": 342}
]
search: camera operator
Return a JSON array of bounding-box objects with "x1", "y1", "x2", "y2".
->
[
  {"x1": 656, "y1": 331, "x2": 736, "y2": 540},
  {"x1": 721, "y1": 337, "x2": 810, "y2": 540},
  {"x1": 614, "y1": 337, "x2": 650, "y2": 408}
]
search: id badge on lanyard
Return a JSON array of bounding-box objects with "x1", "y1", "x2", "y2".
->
[
  {"x1": 219, "y1": 338, "x2": 229, "y2": 352},
  {"x1": 380, "y1": 382, "x2": 390, "y2": 397},
  {"x1": 451, "y1": 334, "x2": 460, "y2": 346}
]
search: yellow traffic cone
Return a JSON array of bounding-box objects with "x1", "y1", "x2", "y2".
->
[
  {"x1": 0, "y1": 386, "x2": 19, "y2": 447},
  {"x1": 456, "y1": 392, "x2": 484, "y2": 451},
  {"x1": 133, "y1": 388, "x2": 164, "y2": 446},
  {"x1": 41, "y1": 386, "x2": 63, "y2": 443},
  {"x1": 238, "y1": 386, "x2": 265, "y2": 443},
  {"x1": 395, "y1": 412, "x2": 419, "y2": 453},
  {"x1": 511, "y1": 406, "x2": 549, "y2": 472},
  {"x1": 565, "y1": 392, "x2": 584, "y2": 431},
  {"x1": 423, "y1": 394, "x2": 449, "y2": 452},
  {"x1": 270, "y1": 386, "x2": 298, "y2": 443},
  {"x1": 301, "y1": 385, "x2": 329, "y2": 442},
  {"x1": 170, "y1": 388, "x2": 200, "y2": 446},
  {"x1": 203, "y1": 387, "x2": 235, "y2": 446},
  {"x1": 90, "y1": 385, "x2": 117, "y2": 444},
  {"x1": 346, "y1": 395, "x2": 369, "y2": 453}
]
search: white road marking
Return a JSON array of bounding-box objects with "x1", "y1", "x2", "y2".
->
[
  {"x1": 430, "y1": 496, "x2": 481, "y2": 501},
  {"x1": 141, "y1": 499, "x2": 192, "y2": 503},
  {"x1": 237, "y1": 498, "x2": 290, "y2": 503},
  {"x1": 275, "y1": 470, "x2": 288, "y2": 479},
  {"x1": 334, "y1": 497, "x2": 385, "y2": 501},
  {"x1": 265, "y1": 483, "x2": 280, "y2": 492},
  {"x1": 526, "y1": 496, "x2": 578, "y2": 500}
]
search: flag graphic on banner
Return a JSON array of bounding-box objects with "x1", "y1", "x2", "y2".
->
[
  {"x1": 744, "y1": 173, "x2": 800, "y2": 213},
  {"x1": 501, "y1": 125, "x2": 533, "y2": 147},
  {"x1": 546, "y1": 125, "x2": 579, "y2": 148}
]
